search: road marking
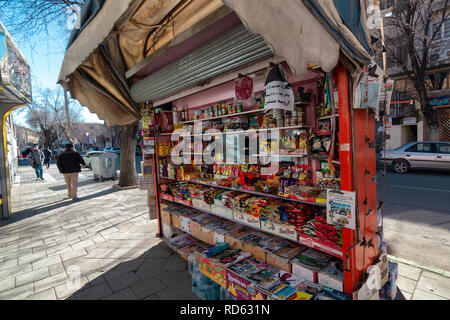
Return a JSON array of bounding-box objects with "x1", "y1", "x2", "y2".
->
[
  {"x1": 43, "y1": 173, "x2": 57, "y2": 183},
  {"x1": 390, "y1": 184, "x2": 450, "y2": 193}
]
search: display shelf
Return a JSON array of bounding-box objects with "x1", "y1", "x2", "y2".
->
[
  {"x1": 156, "y1": 124, "x2": 311, "y2": 138},
  {"x1": 161, "y1": 198, "x2": 343, "y2": 259},
  {"x1": 317, "y1": 114, "x2": 339, "y2": 121},
  {"x1": 159, "y1": 177, "x2": 326, "y2": 207},
  {"x1": 180, "y1": 109, "x2": 263, "y2": 124}
]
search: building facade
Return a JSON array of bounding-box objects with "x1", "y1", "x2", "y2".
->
[{"x1": 380, "y1": 0, "x2": 450, "y2": 148}]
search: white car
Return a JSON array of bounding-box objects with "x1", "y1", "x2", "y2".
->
[{"x1": 380, "y1": 141, "x2": 450, "y2": 173}]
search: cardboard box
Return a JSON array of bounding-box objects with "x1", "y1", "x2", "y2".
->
[
  {"x1": 266, "y1": 254, "x2": 292, "y2": 272},
  {"x1": 192, "y1": 198, "x2": 211, "y2": 212},
  {"x1": 242, "y1": 242, "x2": 267, "y2": 263},
  {"x1": 210, "y1": 204, "x2": 234, "y2": 220},
  {"x1": 233, "y1": 210, "x2": 261, "y2": 229},
  {"x1": 201, "y1": 220, "x2": 235, "y2": 245},
  {"x1": 161, "y1": 209, "x2": 171, "y2": 226},
  {"x1": 260, "y1": 219, "x2": 298, "y2": 241},
  {"x1": 224, "y1": 226, "x2": 252, "y2": 250},
  {"x1": 190, "y1": 214, "x2": 218, "y2": 240},
  {"x1": 292, "y1": 261, "x2": 320, "y2": 283},
  {"x1": 318, "y1": 272, "x2": 343, "y2": 292},
  {"x1": 171, "y1": 212, "x2": 181, "y2": 229}
]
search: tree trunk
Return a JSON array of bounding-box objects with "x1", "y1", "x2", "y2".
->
[{"x1": 119, "y1": 121, "x2": 139, "y2": 187}]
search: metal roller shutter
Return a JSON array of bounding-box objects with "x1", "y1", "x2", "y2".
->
[{"x1": 130, "y1": 24, "x2": 273, "y2": 103}]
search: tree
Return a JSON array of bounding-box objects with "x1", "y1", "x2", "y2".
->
[
  {"x1": 26, "y1": 87, "x2": 82, "y2": 149},
  {"x1": 2, "y1": 0, "x2": 139, "y2": 186},
  {"x1": 382, "y1": 0, "x2": 450, "y2": 140}
]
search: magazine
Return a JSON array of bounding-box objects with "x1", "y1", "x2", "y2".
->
[
  {"x1": 208, "y1": 249, "x2": 251, "y2": 267},
  {"x1": 178, "y1": 241, "x2": 213, "y2": 256},
  {"x1": 169, "y1": 233, "x2": 198, "y2": 249},
  {"x1": 268, "y1": 281, "x2": 298, "y2": 300},
  {"x1": 256, "y1": 237, "x2": 289, "y2": 253}
]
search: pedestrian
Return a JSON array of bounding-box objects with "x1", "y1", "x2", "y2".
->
[
  {"x1": 28, "y1": 144, "x2": 45, "y2": 181},
  {"x1": 43, "y1": 147, "x2": 52, "y2": 169},
  {"x1": 57, "y1": 143, "x2": 86, "y2": 201}
]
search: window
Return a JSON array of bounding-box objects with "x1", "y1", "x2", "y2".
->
[
  {"x1": 406, "y1": 143, "x2": 434, "y2": 153},
  {"x1": 437, "y1": 143, "x2": 450, "y2": 154}
]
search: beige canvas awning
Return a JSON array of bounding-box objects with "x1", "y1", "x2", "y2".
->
[{"x1": 59, "y1": 0, "x2": 374, "y2": 126}]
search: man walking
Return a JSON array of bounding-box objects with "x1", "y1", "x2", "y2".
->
[
  {"x1": 43, "y1": 148, "x2": 52, "y2": 169},
  {"x1": 28, "y1": 144, "x2": 45, "y2": 181},
  {"x1": 57, "y1": 143, "x2": 86, "y2": 201}
]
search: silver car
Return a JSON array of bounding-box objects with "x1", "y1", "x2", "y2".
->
[{"x1": 380, "y1": 141, "x2": 450, "y2": 173}]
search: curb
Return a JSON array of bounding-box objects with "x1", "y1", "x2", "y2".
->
[{"x1": 388, "y1": 254, "x2": 450, "y2": 278}]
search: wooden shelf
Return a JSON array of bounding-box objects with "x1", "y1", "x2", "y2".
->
[
  {"x1": 159, "y1": 177, "x2": 326, "y2": 208},
  {"x1": 180, "y1": 109, "x2": 263, "y2": 124},
  {"x1": 161, "y1": 199, "x2": 342, "y2": 259},
  {"x1": 317, "y1": 114, "x2": 339, "y2": 121}
]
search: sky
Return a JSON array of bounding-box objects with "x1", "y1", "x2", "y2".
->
[{"x1": 2, "y1": 12, "x2": 103, "y2": 128}]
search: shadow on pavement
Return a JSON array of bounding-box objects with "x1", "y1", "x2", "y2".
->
[
  {"x1": 0, "y1": 187, "x2": 119, "y2": 228},
  {"x1": 65, "y1": 242, "x2": 198, "y2": 300},
  {"x1": 48, "y1": 179, "x2": 99, "y2": 191}
]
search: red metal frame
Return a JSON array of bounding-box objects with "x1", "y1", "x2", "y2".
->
[{"x1": 337, "y1": 63, "x2": 378, "y2": 294}]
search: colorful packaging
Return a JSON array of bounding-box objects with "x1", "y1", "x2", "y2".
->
[{"x1": 379, "y1": 261, "x2": 398, "y2": 300}]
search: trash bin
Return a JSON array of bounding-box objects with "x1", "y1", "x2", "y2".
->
[{"x1": 91, "y1": 152, "x2": 119, "y2": 181}]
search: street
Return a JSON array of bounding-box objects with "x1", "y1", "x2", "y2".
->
[{"x1": 379, "y1": 168, "x2": 450, "y2": 271}]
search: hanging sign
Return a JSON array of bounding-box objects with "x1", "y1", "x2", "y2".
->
[
  {"x1": 326, "y1": 190, "x2": 356, "y2": 230},
  {"x1": 264, "y1": 65, "x2": 294, "y2": 112},
  {"x1": 354, "y1": 61, "x2": 383, "y2": 110},
  {"x1": 235, "y1": 75, "x2": 254, "y2": 101},
  {"x1": 143, "y1": 138, "x2": 155, "y2": 155}
]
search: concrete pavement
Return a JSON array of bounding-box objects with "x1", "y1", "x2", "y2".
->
[
  {"x1": 377, "y1": 169, "x2": 450, "y2": 271},
  {"x1": 0, "y1": 165, "x2": 198, "y2": 300}
]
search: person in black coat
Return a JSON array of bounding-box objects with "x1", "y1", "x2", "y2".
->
[
  {"x1": 57, "y1": 143, "x2": 86, "y2": 201},
  {"x1": 43, "y1": 148, "x2": 52, "y2": 169}
]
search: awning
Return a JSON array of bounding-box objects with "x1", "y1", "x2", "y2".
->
[
  {"x1": 58, "y1": 0, "x2": 375, "y2": 126},
  {"x1": 222, "y1": 0, "x2": 373, "y2": 75}
]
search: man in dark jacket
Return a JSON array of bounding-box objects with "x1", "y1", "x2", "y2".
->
[
  {"x1": 43, "y1": 148, "x2": 52, "y2": 169},
  {"x1": 57, "y1": 143, "x2": 86, "y2": 201}
]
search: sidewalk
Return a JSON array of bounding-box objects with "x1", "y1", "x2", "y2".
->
[
  {"x1": 0, "y1": 166, "x2": 198, "y2": 300},
  {"x1": 1, "y1": 166, "x2": 448, "y2": 300},
  {"x1": 391, "y1": 256, "x2": 450, "y2": 300}
]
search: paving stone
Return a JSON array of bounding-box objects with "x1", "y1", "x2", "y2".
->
[
  {"x1": 144, "y1": 294, "x2": 160, "y2": 300},
  {"x1": 0, "y1": 277, "x2": 15, "y2": 293},
  {"x1": 18, "y1": 251, "x2": 47, "y2": 265},
  {"x1": 106, "y1": 272, "x2": 141, "y2": 292},
  {"x1": 0, "y1": 263, "x2": 32, "y2": 279},
  {"x1": 130, "y1": 277, "x2": 166, "y2": 299},
  {"x1": 75, "y1": 282, "x2": 113, "y2": 300},
  {"x1": 156, "y1": 278, "x2": 199, "y2": 300},
  {"x1": 71, "y1": 239, "x2": 95, "y2": 250},
  {"x1": 16, "y1": 267, "x2": 50, "y2": 287},
  {"x1": 412, "y1": 288, "x2": 446, "y2": 300},
  {"x1": 60, "y1": 248, "x2": 87, "y2": 262},
  {"x1": 416, "y1": 274, "x2": 450, "y2": 299},
  {"x1": 397, "y1": 275, "x2": 416, "y2": 294},
  {"x1": 25, "y1": 288, "x2": 57, "y2": 300},
  {"x1": 420, "y1": 270, "x2": 450, "y2": 281},
  {"x1": 85, "y1": 272, "x2": 106, "y2": 287},
  {"x1": 49, "y1": 262, "x2": 66, "y2": 276},
  {"x1": 54, "y1": 276, "x2": 89, "y2": 299},
  {"x1": 102, "y1": 288, "x2": 138, "y2": 300},
  {"x1": 32, "y1": 255, "x2": 62, "y2": 270},
  {"x1": 0, "y1": 283, "x2": 34, "y2": 300},
  {"x1": 34, "y1": 272, "x2": 68, "y2": 294},
  {"x1": 397, "y1": 262, "x2": 423, "y2": 281},
  {"x1": 163, "y1": 254, "x2": 188, "y2": 272},
  {"x1": 0, "y1": 258, "x2": 18, "y2": 271}
]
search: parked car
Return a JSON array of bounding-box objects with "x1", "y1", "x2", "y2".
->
[
  {"x1": 82, "y1": 151, "x2": 105, "y2": 169},
  {"x1": 380, "y1": 141, "x2": 450, "y2": 173}
]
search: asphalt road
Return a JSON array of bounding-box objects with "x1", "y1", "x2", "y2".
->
[{"x1": 377, "y1": 168, "x2": 450, "y2": 271}]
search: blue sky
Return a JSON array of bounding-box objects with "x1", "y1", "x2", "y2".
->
[{"x1": 2, "y1": 15, "x2": 103, "y2": 128}]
